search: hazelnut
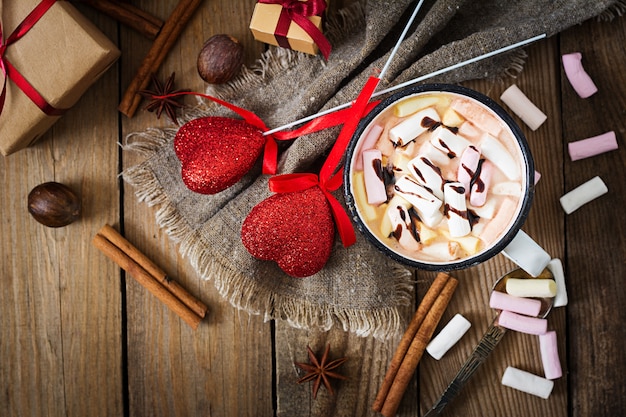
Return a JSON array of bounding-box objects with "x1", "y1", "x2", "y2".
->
[
  {"x1": 28, "y1": 182, "x2": 81, "y2": 228},
  {"x1": 197, "y1": 34, "x2": 244, "y2": 84}
]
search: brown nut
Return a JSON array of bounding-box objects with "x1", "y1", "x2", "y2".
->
[
  {"x1": 197, "y1": 34, "x2": 244, "y2": 84},
  {"x1": 27, "y1": 182, "x2": 81, "y2": 228}
]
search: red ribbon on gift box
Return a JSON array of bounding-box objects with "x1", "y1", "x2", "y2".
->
[
  {"x1": 0, "y1": 0, "x2": 67, "y2": 117},
  {"x1": 258, "y1": 0, "x2": 331, "y2": 60}
]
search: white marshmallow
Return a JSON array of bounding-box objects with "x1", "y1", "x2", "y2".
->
[
  {"x1": 501, "y1": 366, "x2": 554, "y2": 399},
  {"x1": 419, "y1": 241, "x2": 461, "y2": 261},
  {"x1": 443, "y1": 182, "x2": 471, "y2": 237},
  {"x1": 539, "y1": 331, "x2": 563, "y2": 380},
  {"x1": 559, "y1": 176, "x2": 608, "y2": 214},
  {"x1": 387, "y1": 203, "x2": 420, "y2": 252},
  {"x1": 468, "y1": 198, "x2": 497, "y2": 220},
  {"x1": 389, "y1": 107, "x2": 440, "y2": 146},
  {"x1": 470, "y1": 160, "x2": 494, "y2": 207},
  {"x1": 457, "y1": 145, "x2": 481, "y2": 196},
  {"x1": 426, "y1": 314, "x2": 471, "y2": 360},
  {"x1": 501, "y1": 230, "x2": 551, "y2": 278},
  {"x1": 480, "y1": 133, "x2": 521, "y2": 180},
  {"x1": 500, "y1": 84, "x2": 547, "y2": 131},
  {"x1": 547, "y1": 258, "x2": 568, "y2": 307},
  {"x1": 394, "y1": 175, "x2": 442, "y2": 217},
  {"x1": 362, "y1": 149, "x2": 388, "y2": 205},
  {"x1": 505, "y1": 278, "x2": 557, "y2": 298},
  {"x1": 407, "y1": 155, "x2": 445, "y2": 200},
  {"x1": 430, "y1": 125, "x2": 471, "y2": 159}
]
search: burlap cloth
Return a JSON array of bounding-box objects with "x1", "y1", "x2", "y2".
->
[{"x1": 123, "y1": 0, "x2": 623, "y2": 339}]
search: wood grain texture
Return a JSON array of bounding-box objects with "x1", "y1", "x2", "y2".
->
[
  {"x1": 559, "y1": 17, "x2": 626, "y2": 417},
  {"x1": 1, "y1": 1, "x2": 625, "y2": 417}
]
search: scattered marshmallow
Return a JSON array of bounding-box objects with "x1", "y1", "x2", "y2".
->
[
  {"x1": 562, "y1": 52, "x2": 598, "y2": 98},
  {"x1": 490, "y1": 290, "x2": 542, "y2": 317},
  {"x1": 355, "y1": 124, "x2": 384, "y2": 170},
  {"x1": 408, "y1": 155, "x2": 445, "y2": 200},
  {"x1": 568, "y1": 131, "x2": 618, "y2": 161},
  {"x1": 498, "y1": 310, "x2": 548, "y2": 335},
  {"x1": 443, "y1": 182, "x2": 471, "y2": 237},
  {"x1": 534, "y1": 170, "x2": 541, "y2": 185},
  {"x1": 389, "y1": 107, "x2": 440, "y2": 146},
  {"x1": 426, "y1": 313, "x2": 472, "y2": 360},
  {"x1": 480, "y1": 133, "x2": 521, "y2": 180},
  {"x1": 362, "y1": 149, "x2": 388, "y2": 205},
  {"x1": 547, "y1": 258, "x2": 568, "y2": 307},
  {"x1": 500, "y1": 84, "x2": 547, "y2": 131},
  {"x1": 539, "y1": 331, "x2": 563, "y2": 380},
  {"x1": 501, "y1": 366, "x2": 554, "y2": 399},
  {"x1": 469, "y1": 160, "x2": 493, "y2": 207},
  {"x1": 394, "y1": 175, "x2": 442, "y2": 217},
  {"x1": 505, "y1": 278, "x2": 557, "y2": 298},
  {"x1": 559, "y1": 175, "x2": 608, "y2": 214},
  {"x1": 501, "y1": 230, "x2": 551, "y2": 278}
]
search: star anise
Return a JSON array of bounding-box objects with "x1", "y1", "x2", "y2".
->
[
  {"x1": 138, "y1": 72, "x2": 189, "y2": 125},
  {"x1": 295, "y1": 344, "x2": 348, "y2": 399}
]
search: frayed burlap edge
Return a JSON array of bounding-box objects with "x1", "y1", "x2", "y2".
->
[{"x1": 122, "y1": 128, "x2": 415, "y2": 340}]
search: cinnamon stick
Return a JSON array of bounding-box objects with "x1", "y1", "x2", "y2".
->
[
  {"x1": 372, "y1": 272, "x2": 451, "y2": 412},
  {"x1": 78, "y1": 0, "x2": 163, "y2": 39},
  {"x1": 375, "y1": 273, "x2": 459, "y2": 417},
  {"x1": 118, "y1": 0, "x2": 203, "y2": 117},
  {"x1": 98, "y1": 224, "x2": 208, "y2": 318},
  {"x1": 92, "y1": 233, "x2": 203, "y2": 330}
]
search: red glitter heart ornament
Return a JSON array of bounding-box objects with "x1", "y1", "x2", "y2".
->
[
  {"x1": 174, "y1": 116, "x2": 265, "y2": 194},
  {"x1": 241, "y1": 186, "x2": 335, "y2": 278}
]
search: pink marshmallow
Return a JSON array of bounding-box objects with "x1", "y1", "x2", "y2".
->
[
  {"x1": 490, "y1": 290, "x2": 542, "y2": 317},
  {"x1": 562, "y1": 52, "x2": 598, "y2": 98},
  {"x1": 362, "y1": 149, "x2": 388, "y2": 205},
  {"x1": 470, "y1": 160, "x2": 493, "y2": 207},
  {"x1": 355, "y1": 124, "x2": 384, "y2": 170},
  {"x1": 457, "y1": 145, "x2": 481, "y2": 196},
  {"x1": 568, "y1": 131, "x2": 618, "y2": 161},
  {"x1": 534, "y1": 170, "x2": 541, "y2": 185},
  {"x1": 539, "y1": 330, "x2": 563, "y2": 380},
  {"x1": 498, "y1": 310, "x2": 548, "y2": 335}
]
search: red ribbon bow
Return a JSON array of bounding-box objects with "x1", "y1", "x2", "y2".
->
[
  {"x1": 259, "y1": 0, "x2": 331, "y2": 60},
  {"x1": 267, "y1": 76, "x2": 381, "y2": 247},
  {"x1": 0, "y1": 0, "x2": 66, "y2": 118}
]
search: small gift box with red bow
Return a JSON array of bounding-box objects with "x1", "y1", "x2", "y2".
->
[
  {"x1": 0, "y1": 0, "x2": 120, "y2": 156},
  {"x1": 249, "y1": 0, "x2": 331, "y2": 59}
]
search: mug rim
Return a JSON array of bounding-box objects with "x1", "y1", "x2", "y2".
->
[{"x1": 343, "y1": 83, "x2": 535, "y2": 271}]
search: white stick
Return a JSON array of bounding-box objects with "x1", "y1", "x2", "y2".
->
[{"x1": 263, "y1": 34, "x2": 546, "y2": 136}]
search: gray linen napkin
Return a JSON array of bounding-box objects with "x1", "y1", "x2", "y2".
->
[{"x1": 124, "y1": 0, "x2": 622, "y2": 339}]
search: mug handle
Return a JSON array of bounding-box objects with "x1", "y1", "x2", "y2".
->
[{"x1": 501, "y1": 230, "x2": 551, "y2": 277}]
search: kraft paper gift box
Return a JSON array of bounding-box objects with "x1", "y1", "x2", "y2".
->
[
  {"x1": 249, "y1": 0, "x2": 329, "y2": 57},
  {"x1": 0, "y1": 0, "x2": 120, "y2": 156}
]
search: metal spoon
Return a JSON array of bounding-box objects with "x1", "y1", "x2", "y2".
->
[{"x1": 423, "y1": 267, "x2": 555, "y2": 416}]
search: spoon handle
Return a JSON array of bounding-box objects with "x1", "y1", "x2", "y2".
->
[{"x1": 423, "y1": 320, "x2": 507, "y2": 416}]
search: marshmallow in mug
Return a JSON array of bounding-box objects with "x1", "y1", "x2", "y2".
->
[{"x1": 349, "y1": 90, "x2": 530, "y2": 265}]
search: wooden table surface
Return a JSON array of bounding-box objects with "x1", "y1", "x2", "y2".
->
[{"x1": 2, "y1": 1, "x2": 625, "y2": 416}]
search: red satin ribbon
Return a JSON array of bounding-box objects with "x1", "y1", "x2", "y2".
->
[
  {"x1": 268, "y1": 76, "x2": 381, "y2": 247},
  {"x1": 169, "y1": 91, "x2": 379, "y2": 175},
  {"x1": 0, "y1": 0, "x2": 66, "y2": 118},
  {"x1": 259, "y1": 0, "x2": 331, "y2": 60}
]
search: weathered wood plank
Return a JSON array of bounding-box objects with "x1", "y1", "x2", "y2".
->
[
  {"x1": 119, "y1": 1, "x2": 272, "y2": 416},
  {"x1": 0, "y1": 5, "x2": 123, "y2": 417},
  {"x1": 560, "y1": 16, "x2": 626, "y2": 417}
]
